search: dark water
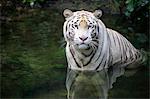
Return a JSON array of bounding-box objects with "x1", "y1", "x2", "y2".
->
[{"x1": 29, "y1": 65, "x2": 148, "y2": 99}]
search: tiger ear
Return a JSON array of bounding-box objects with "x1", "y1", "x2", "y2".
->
[
  {"x1": 93, "y1": 10, "x2": 102, "y2": 18},
  {"x1": 63, "y1": 9, "x2": 73, "y2": 19}
]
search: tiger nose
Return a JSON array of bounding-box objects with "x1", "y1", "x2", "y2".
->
[{"x1": 79, "y1": 36, "x2": 88, "y2": 41}]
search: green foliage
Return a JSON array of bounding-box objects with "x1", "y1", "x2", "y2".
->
[
  {"x1": 114, "y1": 0, "x2": 149, "y2": 17},
  {"x1": 125, "y1": 0, "x2": 149, "y2": 16}
]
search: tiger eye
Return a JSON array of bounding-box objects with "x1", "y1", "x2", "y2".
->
[
  {"x1": 74, "y1": 25, "x2": 78, "y2": 27},
  {"x1": 74, "y1": 24, "x2": 78, "y2": 29},
  {"x1": 88, "y1": 25, "x2": 92, "y2": 29}
]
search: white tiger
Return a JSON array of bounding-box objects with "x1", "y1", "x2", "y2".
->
[{"x1": 63, "y1": 9, "x2": 143, "y2": 71}]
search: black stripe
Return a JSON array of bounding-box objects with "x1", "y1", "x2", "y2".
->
[
  {"x1": 108, "y1": 47, "x2": 113, "y2": 65},
  {"x1": 116, "y1": 33, "x2": 123, "y2": 62},
  {"x1": 123, "y1": 39, "x2": 129, "y2": 62},
  {"x1": 126, "y1": 41, "x2": 134, "y2": 61},
  {"x1": 92, "y1": 43, "x2": 99, "y2": 49},
  {"x1": 111, "y1": 31, "x2": 117, "y2": 46},
  {"x1": 129, "y1": 48, "x2": 133, "y2": 61},
  {"x1": 137, "y1": 51, "x2": 141, "y2": 59},
  {"x1": 95, "y1": 54, "x2": 105, "y2": 70},
  {"x1": 119, "y1": 35, "x2": 126, "y2": 63},
  {"x1": 65, "y1": 21, "x2": 70, "y2": 32},
  {"x1": 92, "y1": 40, "x2": 99, "y2": 44},
  {"x1": 83, "y1": 50, "x2": 96, "y2": 66},
  {"x1": 135, "y1": 53, "x2": 138, "y2": 60},
  {"x1": 95, "y1": 42, "x2": 103, "y2": 62},
  {"x1": 96, "y1": 21, "x2": 100, "y2": 33},
  {"x1": 69, "y1": 47, "x2": 81, "y2": 68},
  {"x1": 103, "y1": 60, "x2": 107, "y2": 68}
]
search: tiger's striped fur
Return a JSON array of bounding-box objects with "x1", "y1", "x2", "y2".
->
[{"x1": 63, "y1": 9, "x2": 143, "y2": 71}]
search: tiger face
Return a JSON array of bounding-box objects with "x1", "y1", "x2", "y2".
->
[{"x1": 63, "y1": 9, "x2": 102, "y2": 50}]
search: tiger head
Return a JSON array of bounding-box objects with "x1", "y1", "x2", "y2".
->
[{"x1": 63, "y1": 9, "x2": 103, "y2": 50}]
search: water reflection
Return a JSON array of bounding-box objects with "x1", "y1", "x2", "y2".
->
[{"x1": 66, "y1": 66, "x2": 125, "y2": 99}]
